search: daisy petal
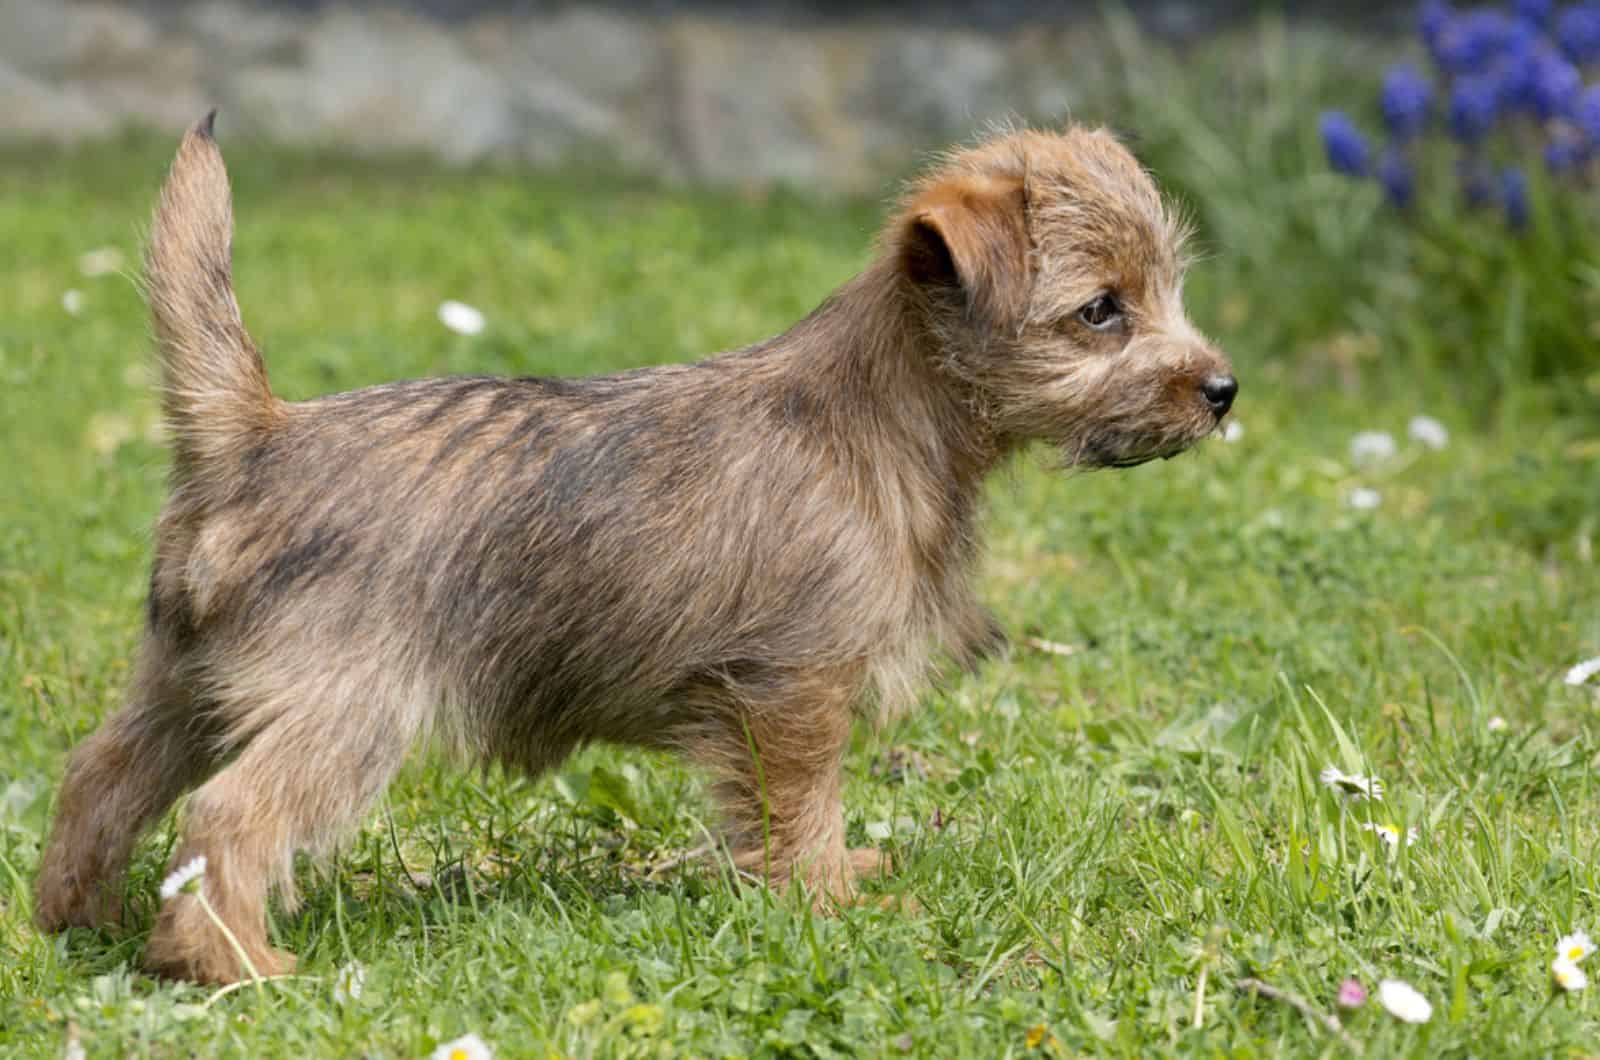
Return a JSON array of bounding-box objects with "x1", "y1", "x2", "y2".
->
[
  {"x1": 432, "y1": 1033, "x2": 493, "y2": 1060},
  {"x1": 1553, "y1": 957, "x2": 1588, "y2": 992},
  {"x1": 1377, "y1": 979, "x2": 1432, "y2": 1023},
  {"x1": 159, "y1": 855, "x2": 207, "y2": 900},
  {"x1": 438, "y1": 300, "x2": 486, "y2": 336},
  {"x1": 1556, "y1": 930, "x2": 1594, "y2": 964},
  {"x1": 1565, "y1": 657, "x2": 1600, "y2": 687}
]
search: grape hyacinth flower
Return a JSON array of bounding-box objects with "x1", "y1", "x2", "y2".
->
[
  {"x1": 1450, "y1": 76, "x2": 1500, "y2": 141},
  {"x1": 1557, "y1": 3, "x2": 1600, "y2": 64},
  {"x1": 1435, "y1": 9, "x2": 1515, "y2": 73},
  {"x1": 1382, "y1": 66, "x2": 1433, "y2": 139},
  {"x1": 1530, "y1": 51, "x2": 1582, "y2": 119},
  {"x1": 1320, "y1": 111, "x2": 1370, "y2": 176},
  {"x1": 1419, "y1": 0, "x2": 1452, "y2": 47},
  {"x1": 1321, "y1": 0, "x2": 1586, "y2": 231},
  {"x1": 1378, "y1": 148, "x2": 1416, "y2": 207},
  {"x1": 1575, "y1": 85, "x2": 1600, "y2": 144},
  {"x1": 1501, "y1": 167, "x2": 1529, "y2": 228},
  {"x1": 1545, "y1": 135, "x2": 1586, "y2": 173},
  {"x1": 1487, "y1": 22, "x2": 1544, "y2": 110},
  {"x1": 1514, "y1": 0, "x2": 1553, "y2": 26}
]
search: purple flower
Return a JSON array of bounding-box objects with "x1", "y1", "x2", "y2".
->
[
  {"x1": 1501, "y1": 167, "x2": 1529, "y2": 228},
  {"x1": 1381, "y1": 66, "x2": 1433, "y2": 139},
  {"x1": 1514, "y1": 0, "x2": 1553, "y2": 26},
  {"x1": 1320, "y1": 111, "x2": 1370, "y2": 176},
  {"x1": 1488, "y1": 31, "x2": 1544, "y2": 112},
  {"x1": 1574, "y1": 84, "x2": 1600, "y2": 142},
  {"x1": 1337, "y1": 978, "x2": 1369, "y2": 1010},
  {"x1": 1544, "y1": 135, "x2": 1586, "y2": 172},
  {"x1": 1433, "y1": 10, "x2": 1516, "y2": 74},
  {"x1": 1449, "y1": 76, "x2": 1500, "y2": 141},
  {"x1": 1378, "y1": 148, "x2": 1415, "y2": 208},
  {"x1": 1557, "y1": 4, "x2": 1600, "y2": 65},
  {"x1": 1420, "y1": 0, "x2": 1453, "y2": 46},
  {"x1": 1529, "y1": 51, "x2": 1582, "y2": 119}
]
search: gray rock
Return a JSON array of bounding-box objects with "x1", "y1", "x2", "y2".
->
[
  {"x1": 232, "y1": 10, "x2": 518, "y2": 163},
  {"x1": 83, "y1": 71, "x2": 213, "y2": 136},
  {"x1": 63, "y1": 3, "x2": 159, "y2": 74},
  {"x1": 459, "y1": 8, "x2": 678, "y2": 170},
  {"x1": 864, "y1": 29, "x2": 1015, "y2": 141},
  {"x1": 0, "y1": 63, "x2": 112, "y2": 141},
  {"x1": 185, "y1": 1, "x2": 307, "y2": 65},
  {"x1": 0, "y1": 0, "x2": 68, "y2": 76},
  {"x1": 669, "y1": 19, "x2": 865, "y2": 188},
  {"x1": 515, "y1": 7, "x2": 662, "y2": 107}
]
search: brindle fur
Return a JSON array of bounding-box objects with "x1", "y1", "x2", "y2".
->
[{"x1": 34, "y1": 114, "x2": 1234, "y2": 984}]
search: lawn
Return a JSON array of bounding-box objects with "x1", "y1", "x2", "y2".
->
[{"x1": 2, "y1": 93, "x2": 1599, "y2": 1058}]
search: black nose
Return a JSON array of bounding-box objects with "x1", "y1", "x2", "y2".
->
[{"x1": 1201, "y1": 374, "x2": 1238, "y2": 417}]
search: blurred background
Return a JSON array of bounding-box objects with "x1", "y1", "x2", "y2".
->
[
  {"x1": 5, "y1": 2, "x2": 1427, "y2": 187},
  {"x1": 5, "y1": 1, "x2": 1597, "y2": 414},
  {"x1": 5, "y1": 1, "x2": 1416, "y2": 186}
]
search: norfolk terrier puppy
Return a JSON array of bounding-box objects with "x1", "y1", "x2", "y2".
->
[{"x1": 35, "y1": 113, "x2": 1235, "y2": 984}]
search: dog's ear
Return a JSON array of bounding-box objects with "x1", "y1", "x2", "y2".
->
[{"x1": 899, "y1": 173, "x2": 1031, "y2": 329}]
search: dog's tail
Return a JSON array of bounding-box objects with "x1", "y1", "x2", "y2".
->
[{"x1": 146, "y1": 111, "x2": 278, "y2": 474}]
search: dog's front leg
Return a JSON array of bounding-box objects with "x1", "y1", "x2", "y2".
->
[{"x1": 685, "y1": 664, "x2": 871, "y2": 907}]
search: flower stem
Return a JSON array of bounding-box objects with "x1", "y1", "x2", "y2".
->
[{"x1": 193, "y1": 888, "x2": 264, "y2": 990}]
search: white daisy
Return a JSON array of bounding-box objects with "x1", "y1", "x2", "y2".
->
[
  {"x1": 334, "y1": 960, "x2": 365, "y2": 1005},
  {"x1": 62, "y1": 289, "x2": 85, "y2": 316},
  {"x1": 1407, "y1": 415, "x2": 1449, "y2": 450},
  {"x1": 1486, "y1": 716, "x2": 1508, "y2": 732},
  {"x1": 84, "y1": 411, "x2": 134, "y2": 456},
  {"x1": 1553, "y1": 956, "x2": 1588, "y2": 992},
  {"x1": 1376, "y1": 978, "x2": 1432, "y2": 1023},
  {"x1": 1556, "y1": 931, "x2": 1593, "y2": 964},
  {"x1": 159, "y1": 855, "x2": 207, "y2": 900},
  {"x1": 1360, "y1": 821, "x2": 1418, "y2": 848},
  {"x1": 79, "y1": 246, "x2": 125, "y2": 277},
  {"x1": 438, "y1": 300, "x2": 486, "y2": 336},
  {"x1": 1349, "y1": 431, "x2": 1397, "y2": 466},
  {"x1": 1320, "y1": 765, "x2": 1384, "y2": 802},
  {"x1": 432, "y1": 1033, "x2": 492, "y2": 1060},
  {"x1": 1346, "y1": 487, "x2": 1382, "y2": 511},
  {"x1": 1221, "y1": 420, "x2": 1244, "y2": 443},
  {"x1": 1564, "y1": 656, "x2": 1600, "y2": 687}
]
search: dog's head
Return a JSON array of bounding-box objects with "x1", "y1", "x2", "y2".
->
[{"x1": 893, "y1": 126, "x2": 1235, "y2": 468}]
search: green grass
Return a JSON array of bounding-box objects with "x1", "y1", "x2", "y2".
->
[{"x1": 2, "y1": 117, "x2": 1600, "y2": 1057}]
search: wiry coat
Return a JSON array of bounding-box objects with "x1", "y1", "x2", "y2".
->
[{"x1": 34, "y1": 114, "x2": 1233, "y2": 984}]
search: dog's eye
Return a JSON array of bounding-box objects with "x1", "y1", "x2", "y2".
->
[{"x1": 1077, "y1": 295, "x2": 1123, "y2": 331}]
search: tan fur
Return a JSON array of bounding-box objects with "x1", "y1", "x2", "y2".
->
[{"x1": 34, "y1": 115, "x2": 1234, "y2": 984}]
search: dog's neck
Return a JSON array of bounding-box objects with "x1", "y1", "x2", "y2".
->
[{"x1": 757, "y1": 260, "x2": 1004, "y2": 569}]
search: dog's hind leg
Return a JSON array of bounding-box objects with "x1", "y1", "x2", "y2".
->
[
  {"x1": 143, "y1": 665, "x2": 422, "y2": 984},
  {"x1": 35, "y1": 634, "x2": 220, "y2": 932}
]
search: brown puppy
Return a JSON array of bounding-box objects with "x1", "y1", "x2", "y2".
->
[{"x1": 34, "y1": 114, "x2": 1235, "y2": 984}]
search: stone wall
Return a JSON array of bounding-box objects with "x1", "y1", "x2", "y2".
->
[{"x1": 0, "y1": 0, "x2": 1149, "y2": 189}]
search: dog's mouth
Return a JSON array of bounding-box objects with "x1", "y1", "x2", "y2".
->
[{"x1": 1090, "y1": 442, "x2": 1188, "y2": 470}]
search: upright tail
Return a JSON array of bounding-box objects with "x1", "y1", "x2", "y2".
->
[{"x1": 146, "y1": 111, "x2": 278, "y2": 476}]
